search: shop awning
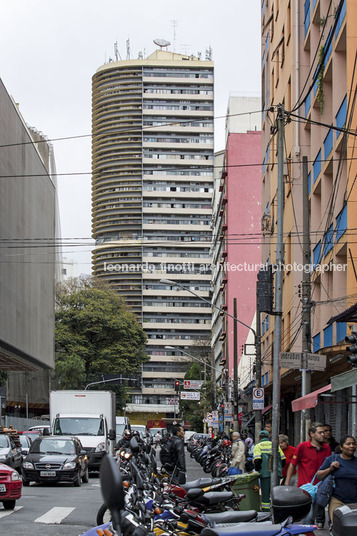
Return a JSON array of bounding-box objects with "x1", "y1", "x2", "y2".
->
[
  {"x1": 262, "y1": 403, "x2": 272, "y2": 415},
  {"x1": 331, "y1": 369, "x2": 357, "y2": 392},
  {"x1": 292, "y1": 384, "x2": 331, "y2": 412}
]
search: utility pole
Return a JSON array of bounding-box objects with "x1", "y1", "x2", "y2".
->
[
  {"x1": 301, "y1": 156, "x2": 312, "y2": 441},
  {"x1": 255, "y1": 298, "x2": 262, "y2": 439},
  {"x1": 271, "y1": 104, "x2": 285, "y2": 489},
  {"x1": 233, "y1": 298, "x2": 239, "y2": 432}
]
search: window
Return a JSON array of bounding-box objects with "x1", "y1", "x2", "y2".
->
[
  {"x1": 313, "y1": 333, "x2": 321, "y2": 352},
  {"x1": 336, "y1": 205, "x2": 347, "y2": 242},
  {"x1": 324, "y1": 325, "x2": 333, "y2": 347},
  {"x1": 313, "y1": 150, "x2": 321, "y2": 183},
  {"x1": 336, "y1": 95, "x2": 347, "y2": 139},
  {"x1": 313, "y1": 241, "x2": 322, "y2": 267},
  {"x1": 322, "y1": 224, "x2": 333, "y2": 257}
]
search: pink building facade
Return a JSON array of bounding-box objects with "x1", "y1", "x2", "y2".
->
[{"x1": 212, "y1": 128, "x2": 261, "y2": 389}]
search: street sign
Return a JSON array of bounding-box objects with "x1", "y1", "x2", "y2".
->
[
  {"x1": 184, "y1": 380, "x2": 203, "y2": 390},
  {"x1": 305, "y1": 353, "x2": 326, "y2": 371},
  {"x1": 181, "y1": 391, "x2": 200, "y2": 400},
  {"x1": 280, "y1": 352, "x2": 303, "y2": 369},
  {"x1": 280, "y1": 352, "x2": 326, "y2": 371},
  {"x1": 253, "y1": 387, "x2": 264, "y2": 410}
]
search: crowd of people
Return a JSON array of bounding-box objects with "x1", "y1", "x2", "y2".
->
[{"x1": 227, "y1": 421, "x2": 357, "y2": 529}]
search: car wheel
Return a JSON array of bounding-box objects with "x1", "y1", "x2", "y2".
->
[
  {"x1": 73, "y1": 469, "x2": 82, "y2": 487},
  {"x1": 22, "y1": 477, "x2": 30, "y2": 486},
  {"x1": 82, "y1": 466, "x2": 89, "y2": 483},
  {"x1": 3, "y1": 500, "x2": 16, "y2": 510}
]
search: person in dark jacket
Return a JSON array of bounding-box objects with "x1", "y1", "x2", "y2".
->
[
  {"x1": 171, "y1": 424, "x2": 186, "y2": 473},
  {"x1": 324, "y1": 424, "x2": 339, "y2": 453},
  {"x1": 116, "y1": 428, "x2": 131, "y2": 450}
]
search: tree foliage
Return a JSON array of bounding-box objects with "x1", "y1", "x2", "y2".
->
[
  {"x1": 0, "y1": 371, "x2": 8, "y2": 387},
  {"x1": 178, "y1": 339, "x2": 216, "y2": 432},
  {"x1": 54, "y1": 276, "x2": 148, "y2": 395}
]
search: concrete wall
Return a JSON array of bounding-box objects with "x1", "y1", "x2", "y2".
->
[{"x1": 0, "y1": 78, "x2": 56, "y2": 371}]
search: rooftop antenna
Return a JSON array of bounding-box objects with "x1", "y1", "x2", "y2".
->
[
  {"x1": 181, "y1": 44, "x2": 190, "y2": 55},
  {"x1": 114, "y1": 41, "x2": 121, "y2": 61},
  {"x1": 153, "y1": 38, "x2": 171, "y2": 50},
  {"x1": 170, "y1": 19, "x2": 178, "y2": 52},
  {"x1": 126, "y1": 38, "x2": 131, "y2": 60},
  {"x1": 205, "y1": 46, "x2": 212, "y2": 61}
]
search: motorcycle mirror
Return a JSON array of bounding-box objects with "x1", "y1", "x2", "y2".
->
[
  {"x1": 100, "y1": 454, "x2": 124, "y2": 533},
  {"x1": 108, "y1": 429, "x2": 116, "y2": 441},
  {"x1": 130, "y1": 436, "x2": 139, "y2": 453}
]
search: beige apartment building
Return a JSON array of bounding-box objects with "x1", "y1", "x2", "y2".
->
[
  {"x1": 261, "y1": 0, "x2": 356, "y2": 439},
  {"x1": 91, "y1": 49, "x2": 214, "y2": 424}
]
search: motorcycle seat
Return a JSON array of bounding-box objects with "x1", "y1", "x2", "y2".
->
[
  {"x1": 182, "y1": 478, "x2": 221, "y2": 491},
  {"x1": 204, "y1": 511, "x2": 257, "y2": 523},
  {"x1": 195, "y1": 491, "x2": 234, "y2": 506},
  {"x1": 201, "y1": 525, "x2": 282, "y2": 536}
]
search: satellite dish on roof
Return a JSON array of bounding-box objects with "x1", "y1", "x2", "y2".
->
[{"x1": 153, "y1": 39, "x2": 171, "y2": 49}]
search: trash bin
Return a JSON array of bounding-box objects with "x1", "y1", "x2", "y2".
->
[{"x1": 232, "y1": 472, "x2": 261, "y2": 511}]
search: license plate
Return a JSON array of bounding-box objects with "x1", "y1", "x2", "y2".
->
[
  {"x1": 40, "y1": 471, "x2": 56, "y2": 477},
  {"x1": 0, "y1": 484, "x2": 6, "y2": 492}
]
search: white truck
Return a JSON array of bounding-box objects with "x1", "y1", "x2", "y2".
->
[{"x1": 49, "y1": 390, "x2": 116, "y2": 471}]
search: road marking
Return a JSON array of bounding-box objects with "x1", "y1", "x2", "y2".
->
[
  {"x1": 0, "y1": 506, "x2": 23, "y2": 518},
  {"x1": 34, "y1": 507, "x2": 75, "y2": 524}
]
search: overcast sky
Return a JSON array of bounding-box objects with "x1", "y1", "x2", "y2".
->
[{"x1": 0, "y1": 0, "x2": 261, "y2": 274}]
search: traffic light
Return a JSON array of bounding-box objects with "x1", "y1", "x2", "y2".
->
[
  {"x1": 345, "y1": 331, "x2": 357, "y2": 367},
  {"x1": 220, "y1": 401, "x2": 225, "y2": 411},
  {"x1": 257, "y1": 266, "x2": 274, "y2": 314},
  {"x1": 174, "y1": 380, "x2": 180, "y2": 392}
]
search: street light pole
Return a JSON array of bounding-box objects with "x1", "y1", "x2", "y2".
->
[{"x1": 84, "y1": 377, "x2": 135, "y2": 390}]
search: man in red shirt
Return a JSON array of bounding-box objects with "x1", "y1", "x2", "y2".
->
[{"x1": 285, "y1": 422, "x2": 331, "y2": 528}]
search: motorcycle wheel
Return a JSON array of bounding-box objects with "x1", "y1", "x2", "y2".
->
[{"x1": 96, "y1": 503, "x2": 111, "y2": 525}]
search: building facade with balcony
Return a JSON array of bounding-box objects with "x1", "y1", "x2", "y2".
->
[
  {"x1": 261, "y1": 0, "x2": 356, "y2": 440},
  {"x1": 91, "y1": 49, "x2": 214, "y2": 423}
]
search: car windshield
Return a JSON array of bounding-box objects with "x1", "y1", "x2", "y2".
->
[
  {"x1": 31, "y1": 438, "x2": 76, "y2": 455},
  {"x1": 54, "y1": 417, "x2": 104, "y2": 436},
  {"x1": 19, "y1": 436, "x2": 30, "y2": 447},
  {"x1": 0, "y1": 435, "x2": 9, "y2": 448},
  {"x1": 116, "y1": 423, "x2": 125, "y2": 437}
]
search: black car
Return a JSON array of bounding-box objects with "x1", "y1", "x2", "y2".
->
[
  {"x1": 22, "y1": 435, "x2": 89, "y2": 487},
  {"x1": 0, "y1": 433, "x2": 23, "y2": 471}
]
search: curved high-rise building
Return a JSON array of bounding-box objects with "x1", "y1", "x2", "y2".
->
[{"x1": 92, "y1": 49, "x2": 214, "y2": 422}]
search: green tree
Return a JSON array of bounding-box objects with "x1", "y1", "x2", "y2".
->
[
  {"x1": 0, "y1": 371, "x2": 8, "y2": 387},
  {"x1": 54, "y1": 277, "x2": 148, "y2": 404}
]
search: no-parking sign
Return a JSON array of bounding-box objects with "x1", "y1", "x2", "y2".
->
[{"x1": 253, "y1": 387, "x2": 265, "y2": 410}]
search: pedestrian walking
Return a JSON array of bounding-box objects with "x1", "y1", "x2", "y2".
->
[
  {"x1": 317, "y1": 435, "x2": 357, "y2": 530},
  {"x1": 253, "y1": 430, "x2": 286, "y2": 511},
  {"x1": 230, "y1": 432, "x2": 246, "y2": 473},
  {"x1": 323, "y1": 424, "x2": 339, "y2": 453},
  {"x1": 285, "y1": 421, "x2": 331, "y2": 528},
  {"x1": 279, "y1": 434, "x2": 296, "y2": 485}
]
